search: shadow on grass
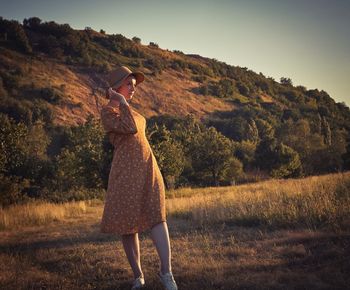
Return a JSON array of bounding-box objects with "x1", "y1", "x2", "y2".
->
[
  {"x1": 1, "y1": 219, "x2": 349, "y2": 290},
  {"x1": 0, "y1": 229, "x2": 121, "y2": 254}
]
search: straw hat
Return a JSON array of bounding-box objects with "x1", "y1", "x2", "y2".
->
[{"x1": 107, "y1": 66, "x2": 145, "y2": 90}]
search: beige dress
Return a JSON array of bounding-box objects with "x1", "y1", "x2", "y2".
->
[{"x1": 99, "y1": 102, "x2": 166, "y2": 234}]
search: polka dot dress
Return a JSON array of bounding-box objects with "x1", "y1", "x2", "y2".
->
[{"x1": 99, "y1": 102, "x2": 166, "y2": 235}]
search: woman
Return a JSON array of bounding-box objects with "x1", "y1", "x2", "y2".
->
[{"x1": 99, "y1": 66, "x2": 178, "y2": 290}]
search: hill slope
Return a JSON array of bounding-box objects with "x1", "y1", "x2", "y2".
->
[{"x1": 1, "y1": 16, "x2": 349, "y2": 129}]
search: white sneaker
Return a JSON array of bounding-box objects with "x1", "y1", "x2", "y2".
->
[
  {"x1": 131, "y1": 276, "x2": 145, "y2": 289},
  {"x1": 158, "y1": 271, "x2": 178, "y2": 290}
]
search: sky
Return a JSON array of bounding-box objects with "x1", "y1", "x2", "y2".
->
[{"x1": 1, "y1": 0, "x2": 349, "y2": 106}]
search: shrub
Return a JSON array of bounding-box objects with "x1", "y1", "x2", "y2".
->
[
  {"x1": 132, "y1": 36, "x2": 141, "y2": 44},
  {"x1": 0, "y1": 18, "x2": 32, "y2": 53},
  {"x1": 0, "y1": 174, "x2": 31, "y2": 207},
  {"x1": 38, "y1": 87, "x2": 63, "y2": 104},
  {"x1": 149, "y1": 41, "x2": 159, "y2": 48}
]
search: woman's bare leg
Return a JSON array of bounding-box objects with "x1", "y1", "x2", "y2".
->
[
  {"x1": 151, "y1": 221, "x2": 172, "y2": 274},
  {"x1": 121, "y1": 233, "x2": 143, "y2": 279}
]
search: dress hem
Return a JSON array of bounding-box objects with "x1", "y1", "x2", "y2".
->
[{"x1": 99, "y1": 218, "x2": 167, "y2": 235}]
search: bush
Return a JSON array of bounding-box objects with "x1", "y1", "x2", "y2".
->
[
  {"x1": 0, "y1": 18, "x2": 32, "y2": 53},
  {"x1": 171, "y1": 59, "x2": 187, "y2": 71},
  {"x1": 1, "y1": 71, "x2": 21, "y2": 90},
  {"x1": 280, "y1": 77, "x2": 293, "y2": 86},
  {"x1": 132, "y1": 36, "x2": 141, "y2": 44},
  {"x1": 35, "y1": 21, "x2": 74, "y2": 38},
  {"x1": 38, "y1": 87, "x2": 63, "y2": 104},
  {"x1": 143, "y1": 57, "x2": 166, "y2": 75},
  {"x1": 0, "y1": 174, "x2": 31, "y2": 207},
  {"x1": 191, "y1": 75, "x2": 206, "y2": 83},
  {"x1": 149, "y1": 41, "x2": 159, "y2": 48}
]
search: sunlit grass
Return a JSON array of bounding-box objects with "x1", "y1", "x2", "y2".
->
[
  {"x1": 0, "y1": 200, "x2": 89, "y2": 230},
  {"x1": 0, "y1": 172, "x2": 349, "y2": 289},
  {"x1": 166, "y1": 171, "x2": 350, "y2": 230},
  {"x1": 1, "y1": 172, "x2": 349, "y2": 231}
]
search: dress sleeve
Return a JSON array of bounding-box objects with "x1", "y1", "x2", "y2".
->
[{"x1": 101, "y1": 103, "x2": 138, "y2": 135}]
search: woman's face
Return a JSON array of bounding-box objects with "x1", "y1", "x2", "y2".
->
[{"x1": 115, "y1": 76, "x2": 137, "y2": 101}]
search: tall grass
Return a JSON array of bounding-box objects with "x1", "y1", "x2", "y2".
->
[
  {"x1": 0, "y1": 200, "x2": 88, "y2": 230},
  {"x1": 1, "y1": 172, "x2": 349, "y2": 231},
  {"x1": 166, "y1": 171, "x2": 350, "y2": 230}
]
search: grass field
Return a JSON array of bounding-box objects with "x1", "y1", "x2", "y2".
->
[{"x1": 0, "y1": 172, "x2": 349, "y2": 289}]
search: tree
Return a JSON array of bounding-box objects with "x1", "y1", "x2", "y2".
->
[
  {"x1": 0, "y1": 174, "x2": 30, "y2": 207},
  {"x1": 149, "y1": 42, "x2": 159, "y2": 48},
  {"x1": 53, "y1": 115, "x2": 106, "y2": 192},
  {"x1": 280, "y1": 77, "x2": 293, "y2": 86},
  {"x1": 255, "y1": 118, "x2": 275, "y2": 140},
  {"x1": 234, "y1": 140, "x2": 256, "y2": 171},
  {"x1": 321, "y1": 116, "x2": 332, "y2": 146},
  {"x1": 254, "y1": 136, "x2": 278, "y2": 172},
  {"x1": 218, "y1": 78, "x2": 234, "y2": 98},
  {"x1": 222, "y1": 157, "x2": 244, "y2": 185},
  {"x1": 132, "y1": 36, "x2": 141, "y2": 44},
  {"x1": 245, "y1": 119, "x2": 259, "y2": 144},
  {"x1": 54, "y1": 148, "x2": 81, "y2": 192},
  {"x1": 171, "y1": 114, "x2": 204, "y2": 152},
  {"x1": 237, "y1": 81, "x2": 250, "y2": 96},
  {"x1": 23, "y1": 17, "x2": 42, "y2": 29},
  {"x1": 276, "y1": 118, "x2": 328, "y2": 175},
  {"x1": 222, "y1": 116, "x2": 248, "y2": 141},
  {"x1": 0, "y1": 18, "x2": 32, "y2": 53},
  {"x1": 270, "y1": 143, "x2": 302, "y2": 178},
  {"x1": 342, "y1": 133, "x2": 350, "y2": 170},
  {"x1": 169, "y1": 114, "x2": 207, "y2": 185},
  {"x1": 0, "y1": 114, "x2": 29, "y2": 176},
  {"x1": 190, "y1": 127, "x2": 235, "y2": 186},
  {"x1": 314, "y1": 128, "x2": 347, "y2": 173},
  {"x1": 0, "y1": 114, "x2": 31, "y2": 206},
  {"x1": 148, "y1": 124, "x2": 185, "y2": 189},
  {"x1": 25, "y1": 120, "x2": 51, "y2": 159}
]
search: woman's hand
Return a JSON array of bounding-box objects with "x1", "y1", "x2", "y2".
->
[{"x1": 108, "y1": 88, "x2": 128, "y2": 104}]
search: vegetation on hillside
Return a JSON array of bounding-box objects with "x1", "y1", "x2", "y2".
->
[{"x1": 0, "y1": 16, "x2": 350, "y2": 207}]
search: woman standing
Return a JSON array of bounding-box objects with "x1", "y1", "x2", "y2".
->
[{"x1": 100, "y1": 66, "x2": 178, "y2": 290}]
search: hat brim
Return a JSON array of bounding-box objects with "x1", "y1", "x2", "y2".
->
[
  {"x1": 131, "y1": 72, "x2": 145, "y2": 86},
  {"x1": 111, "y1": 71, "x2": 145, "y2": 90}
]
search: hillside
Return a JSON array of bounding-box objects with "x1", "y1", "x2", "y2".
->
[
  {"x1": 1, "y1": 16, "x2": 349, "y2": 128},
  {"x1": 0, "y1": 46, "x2": 234, "y2": 126}
]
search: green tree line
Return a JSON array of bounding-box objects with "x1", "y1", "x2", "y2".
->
[{"x1": 1, "y1": 106, "x2": 350, "y2": 207}]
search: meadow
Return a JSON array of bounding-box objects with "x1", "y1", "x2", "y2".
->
[{"x1": 0, "y1": 171, "x2": 349, "y2": 289}]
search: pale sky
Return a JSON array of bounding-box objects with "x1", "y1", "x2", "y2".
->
[{"x1": 1, "y1": 0, "x2": 349, "y2": 106}]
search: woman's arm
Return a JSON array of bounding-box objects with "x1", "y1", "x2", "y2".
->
[{"x1": 101, "y1": 103, "x2": 138, "y2": 134}]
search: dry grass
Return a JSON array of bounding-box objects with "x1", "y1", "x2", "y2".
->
[
  {"x1": 1, "y1": 172, "x2": 349, "y2": 232},
  {"x1": 167, "y1": 171, "x2": 350, "y2": 230},
  {"x1": 0, "y1": 200, "x2": 88, "y2": 231},
  {"x1": 0, "y1": 172, "x2": 349, "y2": 289}
]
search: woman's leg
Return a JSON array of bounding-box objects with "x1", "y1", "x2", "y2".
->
[
  {"x1": 121, "y1": 233, "x2": 143, "y2": 279},
  {"x1": 151, "y1": 221, "x2": 172, "y2": 274}
]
